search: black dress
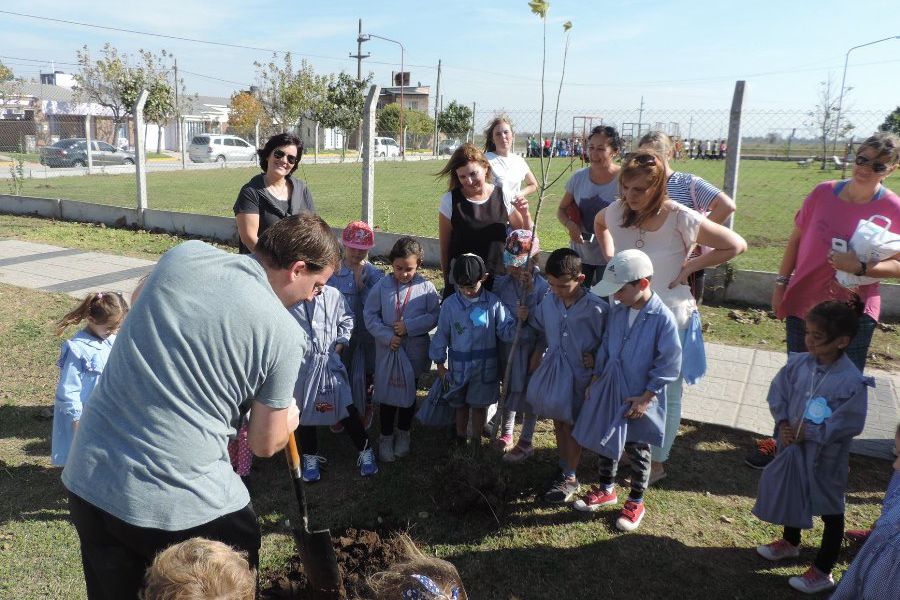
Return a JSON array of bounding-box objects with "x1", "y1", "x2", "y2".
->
[
  {"x1": 445, "y1": 186, "x2": 507, "y2": 296},
  {"x1": 233, "y1": 174, "x2": 316, "y2": 254}
]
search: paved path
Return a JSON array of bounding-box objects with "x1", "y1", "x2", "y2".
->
[{"x1": 1, "y1": 239, "x2": 897, "y2": 460}]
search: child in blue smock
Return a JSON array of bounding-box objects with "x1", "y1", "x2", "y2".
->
[
  {"x1": 52, "y1": 291, "x2": 129, "y2": 466},
  {"x1": 430, "y1": 253, "x2": 524, "y2": 445},
  {"x1": 754, "y1": 300, "x2": 872, "y2": 595},
  {"x1": 363, "y1": 236, "x2": 441, "y2": 463},
  {"x1": 831, "y1": 424, "x2": 900, "y2": 599},
  {"x1": 289, "y1": 285, "x2": 377, "y2": 482},
  {"x1": 527, "y1": 248, "x2": 608, "y2": 504},
  {"x1": 328, "y1": 220, "x2": 385, "y2": 430},
  {"x1": 571, "y1": 249, "x2": 681, "y2": 532},
  {"x1": 492, "y1": 229, "x2": 549, "y2": 461}
]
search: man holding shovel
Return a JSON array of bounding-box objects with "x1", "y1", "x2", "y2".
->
[{"x1": 62, "y1": 213, "x2": 341, "y2": 600}]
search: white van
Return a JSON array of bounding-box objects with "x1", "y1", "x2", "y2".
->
[
  {"x1": 188, "y1": 134, "x2": 258, "y2": 163},
  {"x1": 373, "y1": 137, "x2": 400, "y2": 158}
]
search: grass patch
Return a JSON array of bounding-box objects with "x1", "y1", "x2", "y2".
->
[
  {"x1": 0, "y1": 280, "x2": 892, "y2": 598},
  {"x1": 15, "y1": 157, "x2": 895, "y2": 272}
]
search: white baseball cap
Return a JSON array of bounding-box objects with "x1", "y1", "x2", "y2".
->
[{"x1": 590, "y1": 249, "x2": 654, "y2": 297}]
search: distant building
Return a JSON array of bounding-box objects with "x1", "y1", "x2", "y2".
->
[
  {"x1": 377, "y1": 84, "x2": 431, "y2": 113},
  {"x1": 39, "y1": 71, "x2": 77, "y2": 89}
]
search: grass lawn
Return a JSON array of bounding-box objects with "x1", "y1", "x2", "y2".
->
[
  {"x1": 15, "y1": 157, "x2": 896, "y2": 273},
  {"x1": 0, "y1": 280, "x2": 894, "y2": 599}
]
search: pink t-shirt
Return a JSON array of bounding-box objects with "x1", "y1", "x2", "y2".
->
[{"x1": 778, "y1": 181, "x2": 900, "y2": 322}]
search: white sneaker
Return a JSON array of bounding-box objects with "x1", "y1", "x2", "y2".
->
[
  {"x1": 394, "y1": 430, "x2": 411, "y2": 458},
  {"x1": 788, "y1": 566, "x2": 835, "y2": 594},
  {"x1": 379, "y1": 435, "x2": 395, "y2": 462},
  {"x1": 756, "y1": 539, "x2": 800, "y2": 561}
]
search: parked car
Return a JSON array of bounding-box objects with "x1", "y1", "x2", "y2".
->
[
  {"x1": 39, "y1": 138, "x2": 136, "y2": 168},
  {"x1": 439, "y1": 139, "x2": 460, "y2": 155},
  {"x1": 373, "y1": 136, "x2": 400, "y2": 158},
  {"x1": 188, "y1": 134, "x2": 258, "y2": 163}
]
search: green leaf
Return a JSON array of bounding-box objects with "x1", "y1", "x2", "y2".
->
[
  {"x1": 528, "y1": 0, "x2": 549, "y2": 18},
  {"x1": 563, "y1": 20, "x2": 572, "y2": 32}
]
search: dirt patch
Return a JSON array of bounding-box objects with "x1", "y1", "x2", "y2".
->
[
  {"x1": 261, "y1": 527, "x2": 410, "y2": 600},
  {"x1": 431, "y1": 450, "x2": 510, "y2": 522}
]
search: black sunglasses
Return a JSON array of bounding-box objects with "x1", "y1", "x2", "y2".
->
[
  {"x1": 855, "y1": 155, "x2": 889, "y2": 174},
  {"x1": 272, "y1": 149, "x2": 298, "y2": 165}
]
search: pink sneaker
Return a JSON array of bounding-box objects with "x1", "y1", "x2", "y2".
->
[
  {"x1": 756, "y1": 539, "x2": 800, "y2": 561},
  {"x1": 788, "y1": 566, "x2": 835, "y2": 594},
  {"x1": 573, "y1": 486, "x2": 617, "y2": 512},
  {"x1": 493, "y1": 434, "x2": 514, "y2": 451},
  {"x1": 502, "y1": 441, "x2": 534, "y2": 463},
  {"x1": 615, "y1": 500, "x2": 645, "y2": 532}
]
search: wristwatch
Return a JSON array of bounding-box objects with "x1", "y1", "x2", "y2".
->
[{"x1": 855, "y1": 261, "x2": 868, "y2": 277}]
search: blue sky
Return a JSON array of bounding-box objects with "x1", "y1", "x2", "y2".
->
[{"x1": 1, "y1": 0, "x2": 898, "y2": 120}]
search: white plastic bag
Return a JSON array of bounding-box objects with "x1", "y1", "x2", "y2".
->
[{"x1": 836, "y1": 215, "x2": 900, "y2": 287}]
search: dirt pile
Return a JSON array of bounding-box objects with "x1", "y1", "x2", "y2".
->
[{"x1": 261, "y1": 527, "x2": 410, "y2": 600}]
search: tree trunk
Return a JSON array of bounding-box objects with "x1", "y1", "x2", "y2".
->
[{"x1": 157, "y1": 125, "x2": 163, "y2": 155}]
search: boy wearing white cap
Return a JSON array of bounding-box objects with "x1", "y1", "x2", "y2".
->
[{"x1": 571, "y1": 249, "x2": 681, "y2": 532}]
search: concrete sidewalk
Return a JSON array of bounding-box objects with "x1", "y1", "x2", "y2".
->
[{"x1": 1, "y1": 238, "x2": 897, "y2": 460}]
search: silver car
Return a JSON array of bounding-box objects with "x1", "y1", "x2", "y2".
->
[{"x1": 188, "y1": 134, "x2": 258, "y2": 163}]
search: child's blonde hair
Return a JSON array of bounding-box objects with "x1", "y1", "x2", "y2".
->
[
  {"x1": 140, "y1": 538, "x2": 255, "y2": 600},
  {"x1": 367, "y1": 535, "x2": 466, "y2": 600},
  {"x1": 56, "y1": 291, "x2": 128, "y2": 336}
]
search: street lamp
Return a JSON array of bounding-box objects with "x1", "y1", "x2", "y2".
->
[
  {"x1": 360, "y1": 33, "x2": 405, "y2": 156},
  {"x1": 833, "y1": 35, "x2": 900, "y2": 156}
]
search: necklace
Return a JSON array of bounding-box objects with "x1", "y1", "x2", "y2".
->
[{"x1": 636, "y1": 227, "x2": 646, "y2": 249}]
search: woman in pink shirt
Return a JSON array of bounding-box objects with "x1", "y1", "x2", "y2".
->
[{"x1": 773, "y1": 132, "x2": 900, "y2": 370}]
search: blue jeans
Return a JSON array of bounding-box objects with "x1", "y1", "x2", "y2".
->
[{"x1": 785, "y1": 315, "x2": 877, "y2": 372}]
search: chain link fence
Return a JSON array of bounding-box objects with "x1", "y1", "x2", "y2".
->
[{"x1": 2, "y1": 105, "x2": 895, "y2": 273}]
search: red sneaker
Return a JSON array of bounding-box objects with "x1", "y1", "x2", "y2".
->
[
  {"x1": 615, "y1": 500, "x2": 645, "y2": 532},
  {"x1": 573, "y1": 486, "x2": 617, "y2": 512}
]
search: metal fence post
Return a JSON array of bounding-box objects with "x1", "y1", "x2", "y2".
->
[
  {"x1": 723, "y1": 80, "x2": 745, "y2": 231},
  {"x1": 180, "y1": 117, "x2": 187, "y2": 170},
  {"x1": 133, "y1": 90, "x2": 149, "y2": 227},
  {"x1": 84, "y1": 114, "x2": 93, "y2": 172},
  {"x1": 361, "y1": 84, "x2": 380, "y2": 225}
]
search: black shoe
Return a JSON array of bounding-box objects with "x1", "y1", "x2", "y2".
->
[{"x1": 745, "y1": 438, "x2": 777, "y2": 470}]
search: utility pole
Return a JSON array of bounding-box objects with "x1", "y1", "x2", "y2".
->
[
  {"x1": 350, "y1": 19, "x2": 370, "y2": 81},
  {"x1": 471, "y1": 101, "x2": 476, "y2": 144},
  {"x1": 687, "y1": 115, "x2": 693, "y2": 142},
  {"x1": 636, "y1": 96, "x2": 644, "y2": 150},
  {"x1": 433, "y1": 59, "x2": 441, "y2": 155},
  {"x1": 350, "y1": 19, "x2": 370, "y2": 155},
  {"x1": 173, "y1": 58, "x2": 180, "y2": 158}
]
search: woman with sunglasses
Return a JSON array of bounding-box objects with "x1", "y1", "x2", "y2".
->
[
  {"x1": 773, "y1": 132, "x2": 900, "y2": 368},
  {"x1": 594, "y1": 149, "x2": 747, "y2": 484},
  {"x1": 234, "y1": 133, "x2": 316, "y2": 254}
]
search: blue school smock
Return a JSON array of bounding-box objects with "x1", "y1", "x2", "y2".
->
[
  {"x1": 572, "y1": 293, "x2": 681, "y2": 458},
  {"x1": 52, "y1": 331, "x2": 116, "y2": 466},
  {"x1": 429, "y1": 289, "x2": 518, "y2": 408},
  {"x1": 831, "y1": 471, "x2": 900, "y2": 599},
  {"x1": 764, "y1": 352, "x2": 872, "y2": 518},
  {"x1": 492, "y1": 270, "x2": 550, "y2": 412},
  {"x1": 363, "y1": 274, "x2": 441, "y2": 408},
  {"x1": 288, "y1": 286, "x2": 354, "y2": 425},
  {"x1": 328, "y1": 262, "x2": 384, "y2": 372},
  {"x1": 527, "y1": 291, "x2": 608, "y2": 420}
]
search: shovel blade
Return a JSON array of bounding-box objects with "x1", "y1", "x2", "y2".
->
[{"x1": 292, "y1": 527, "x2": 345, "y2": 600}]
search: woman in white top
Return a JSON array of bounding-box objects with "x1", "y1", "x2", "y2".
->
[
  {"x1": 557, "y1": 125, "x2": 623, "y2": 286},
  {"x1": 594, "y1": 150, "x2": 747, "y2": 482},
  {"x1": 484, "y1": 116, "x2": 539, "y2": 204}
]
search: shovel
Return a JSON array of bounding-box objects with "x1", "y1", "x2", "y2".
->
[{"x1": 284, "y1": 432, "x2": 346, "y2": 600}]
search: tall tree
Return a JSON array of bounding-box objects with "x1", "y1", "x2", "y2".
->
[
  {"x1": 74, "y1": 44, "x2": 133, "y2": 144},
  {"x1": 228, "y1": 91, "x2": 271, "y2": 143},
  {"x1": 377, "y1": 104, "x2": 434, "y2": 148},
  {"x1": 316, "y1": 72, "x2": 370, "y2": 161},
  {"x1": 137, "y1": 50, "x2": 178, "y2": 153},
  {"x1": 0, "y1": 60, "x2": 13, "y2": 82},
  {"x1": 806, "y1": 76, "x2": 854, "y2": 170},
  {"x1": 437, "y1": 100, "x2": 473, "y2": 138},
  {"x1": 253, "y1": 53, "x2": 327, "y2": 132},
  {"x1": 878, "y1": 106, "x2": 900, "y2": 135}
]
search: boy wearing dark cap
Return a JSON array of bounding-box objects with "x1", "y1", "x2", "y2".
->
[{"x1": 429, "y1": 254, "x2": 526, "y2": 444}]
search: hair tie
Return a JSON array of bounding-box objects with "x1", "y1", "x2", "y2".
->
[
  {"x1": 96, "y1": 292, "x2": 103, "y2": 300},
  {"x1": 401, "y1": 574, "x2": 460, "y2": 600}
]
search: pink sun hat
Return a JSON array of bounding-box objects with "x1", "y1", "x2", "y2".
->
[{"x1": 341, "y1": 221, "x2": 375, "y2": 250}]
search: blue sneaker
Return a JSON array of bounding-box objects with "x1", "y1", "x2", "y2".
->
[
  {"x1": 358, "y1": 445, "x2": 378, "y2": 477},
  {"x1": 301, "y1": 454, "x2": 324, "y2": 482}
]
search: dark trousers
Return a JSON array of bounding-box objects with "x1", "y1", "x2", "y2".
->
[
  {"x1": 785, "y1": 315, "x2": 877, "y2": 372},
  {"x1": 784, "y1": 513, "x2": 845, "y2": 574},
  {"x1": 597, "y1": 442, "x2": 652, "y2": 500},
  {"x1": 581, "y1": 263, "x2": 606, "y2": 288},
  {"x1": 381, "y1": 403, "x2": 415, "y2": 436},
  {"x1": 68, "y1": 491, "x2": 260, "y2": 600},
  {"x1": 298, "y1": 405, "x2": 368, "y2": 454}
]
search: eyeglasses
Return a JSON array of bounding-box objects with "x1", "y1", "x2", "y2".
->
[
  {"x1": 272, "y1": 149, "x2": 298, "y2": 165},
  {"x1": 855, "y1": 155, "x2": 889, "y2": 174}
]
